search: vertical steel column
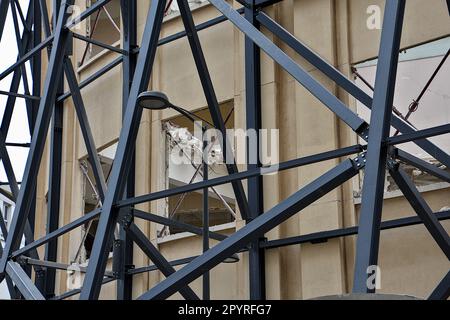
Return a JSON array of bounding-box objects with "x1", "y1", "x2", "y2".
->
[
  {"x1": 0, "y1": 0, "x2": 75, "y2": 276},
  {"x1": 202, "y1": 128, "x2": 210, "y2": 300},
  {"x1": 176, "y1": 0, "x2": 251, "y2": 221},
  {"x1": 28, "y1": 0, "x2": 41, "y2": 224},
  {"x1": 0, "y1": 0, "x2": 9, "y2": 42},
  {"x1": 79, "y1": 0, "x2": 166, "y2": 300},
  {"x1": 40, "y1": 0, "x2": 64, "y2": 298},
  {"x1": 117, "y1": 0, "x2": 137, "y2": 300},
  {"x1": 29, "y1": 0, "x2": 42, "y2": 290},
  {"x1": 352, "y1": 0, "x2": 405, "y2": 293},
  {"x1": 245, "y1": 0, "x2": 265, "y2": 300}
]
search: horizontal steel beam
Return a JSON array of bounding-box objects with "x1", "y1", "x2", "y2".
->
[
  {"x1": 263, "y1": 210, "x2": 450, "y2": 249},
  {"x1": 118, "y1": 144, "x2": 363, "y2": 208},
  {"x1": 72, "y1": 32, "x2": 127, "y2": 55},
  {"x1": 0, "y1": 90, "x2": 40, "y2": 100},
  {"x1": 128, "y1": 210, "x2": 450, "y2": 276},
  {"x1": 57, "y1": 56, "x2": 123, "y2": 102},
  {"x1": 52, "y1": 278, "x2": 115, "y2": 300},
  {"x1": 133, "y1": 209, "x2": 227, "y2": 241},
  {"x1": 19, "y1": 257, "x2": 115, "y2": 277},
  {"x1": 65, "y1": 0, "x2": 112, "y2": 30},
  {"x1": 387, "y1": 124, "x2": 450, "y2": 146},
  {"x1": 158, "y1": 7, "x2": 245, "y2": 47},
  {"x1": 12, "y1": 209, "x2": 101, "y2": 258}
]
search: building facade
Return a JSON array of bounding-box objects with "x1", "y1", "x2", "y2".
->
[{"x1": 19, "y1": 0, "x2": 450, "y2": 299}]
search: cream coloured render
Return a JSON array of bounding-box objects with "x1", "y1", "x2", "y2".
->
[{"x1": 32, "y1": 0, "x2": 450, "y2": 299}]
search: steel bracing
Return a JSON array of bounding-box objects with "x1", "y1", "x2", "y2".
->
[{"x1": 0, "y1": 0, "x2": 449, "y2": 300}]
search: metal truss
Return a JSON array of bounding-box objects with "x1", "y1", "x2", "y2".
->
[{"x1": 0, "y1": 0, "x2": 449, "y2": 300}]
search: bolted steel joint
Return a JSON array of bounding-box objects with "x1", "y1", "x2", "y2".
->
[{"x1": 119, "y1": 213, "x2": 134, "y2": 229}]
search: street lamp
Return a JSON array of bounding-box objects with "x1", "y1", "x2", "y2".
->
[{"x1": 137, "y1": 91, "x2": 212, "y2": 126}]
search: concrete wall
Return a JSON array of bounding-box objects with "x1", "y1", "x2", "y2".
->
[{"x1": 33, "y1": 0, "x2": 450, "y2": 299}]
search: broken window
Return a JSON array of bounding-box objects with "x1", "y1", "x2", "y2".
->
[
  {"x1": 76, "y1": 143, "x2": 116, "y2": 262},
  {"x1": 165, "y1": 0, "x2": 209, "y2": 17},
  {"x1": 1, "y1": 202, "x2": 12, "y2": 230},
  {"x1": 160, "y1": 102, "x2": 236, "y2": 237},
  {"x1": 353, "y1": 37, "x2": 450, "y2": 195},
  {"x1": 81, "y1": 0, "x2": 121, "y2": 64},
  {"x1": 0, "y1": 199, "x2": 13, "y2": 241}
]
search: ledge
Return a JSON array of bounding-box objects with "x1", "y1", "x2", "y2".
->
[
  {"x1": 157, "y1": 221, "x2": 235, "y2": 245},
  {"x1": 353, "y1": 182, "x2": 450, "y2": 205}
]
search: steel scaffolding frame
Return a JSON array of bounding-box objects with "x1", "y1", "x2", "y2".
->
[{"x1": 0, "y1": 0, "x2": 448, "y2": 300}]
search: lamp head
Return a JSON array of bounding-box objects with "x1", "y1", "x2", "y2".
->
[
  {"x1": 137, "y1": 91, "x2": 171, "y2": 110},
  {"x1": 223, "y1": 253, "x2": 240, "y2": 264}
]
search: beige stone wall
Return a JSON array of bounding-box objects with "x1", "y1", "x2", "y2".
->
[{"x1": 34, "y1": 0, "x2": 450, "y2": 299}]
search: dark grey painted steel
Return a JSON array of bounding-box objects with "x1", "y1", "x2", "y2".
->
[
  {"x1": 353, "y1": 0, "x2": 405, "y2": 293},
  {"x1": 79, "y1": 0, "x2": 166, "y2": 300}
]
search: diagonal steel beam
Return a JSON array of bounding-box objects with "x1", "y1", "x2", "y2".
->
[
  {"x1": 0, "y1": 0, "x2": 8, "y2": 43},
  {"x1": 352, "y1": 0, "x2": 406, "y2": 293},
  {"x1": 429, "y1": 269, "x2": 450, "y2": 300},
  {"x1": 389, "y1": 165, "x2": 450, "y2": 260},
  {"x1": 0, "y1": 0, "x2": 33, "y2": 163},
  {"x1": 256, "y1": 10, "x2": 450, "y2": 170},
  {"x1": 394, "y1": 149, "x2": 450, "y2": 185},
  {"x1": 177, "y1": 0, "x2": 251, "y2": 221},
  {"x1": 207, "y1": 0, "x2": 366, "y2": 133},
  {"x1": 125, "y1": 223, "x2": 199, "y2": 300},
  {"x1": 138, "y1": 158, "x2": 361, "y2": 300},
  {"x1": 0, "y1": 0, "x2": 75, "y2": 276},
  {"x1": 12, "y1": 208, "x2": 101, "y2": 259},
  {"x1": 64, "y1": 58, "x2": 107, "y2": 201},
  {"x1": 6, "y1": 261, "x2": 44, "y2": 300},
  {"x1": 133, "y1": 209, "x2": 227, "y2": 241},
  {"x1": 65, "y1": 0, "x2": 112, "y2": 30},
  {"x1": 9, "y1": 0, "x2": 33, "y2": 124},
  {"x1": 79, "y1": 0, "x2": 166, "y2": 300},
  {"x1": 0, "y1": 35, "x2": 54, "y2": 82}
]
